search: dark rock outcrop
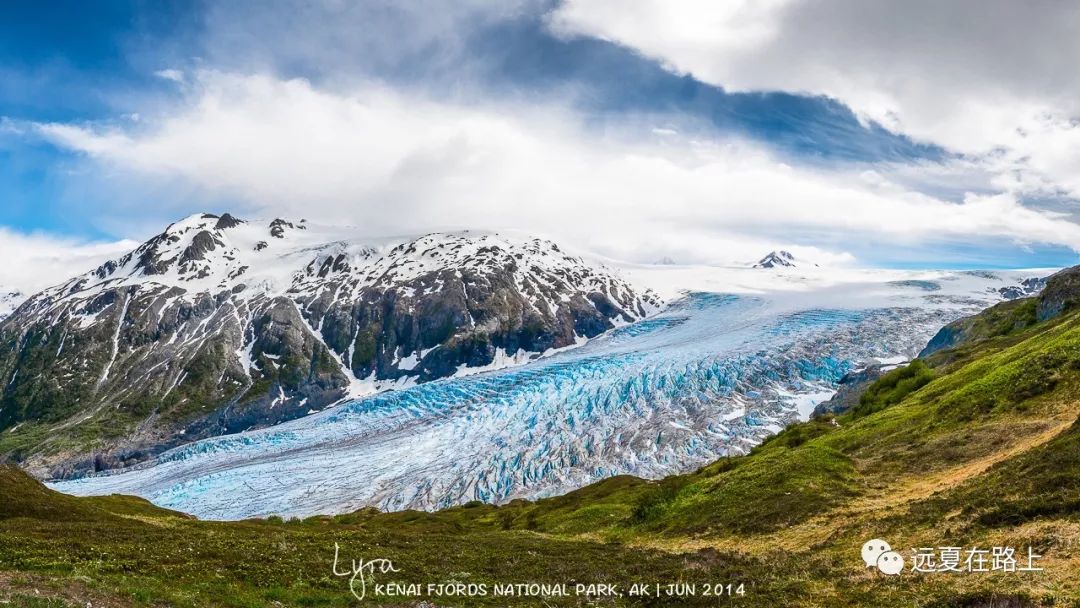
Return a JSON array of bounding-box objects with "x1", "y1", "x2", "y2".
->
[
  {"x1": 999, "y1": 276, "x2": 1046, "y2": 300},
  {"x1": 811, "y1": 364, "x2": 890, "y2": 418},
  {"x1": 1036, "y1": 266, "x2": 1080, "y2": 322}
]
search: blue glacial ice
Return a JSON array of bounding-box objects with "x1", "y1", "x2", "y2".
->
[{"x1": 50, "y1": 287, "x2": 1000, "y2": 519}]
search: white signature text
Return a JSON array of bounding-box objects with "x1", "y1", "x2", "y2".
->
[{"x1": 332, "y1": 543, "x2": 401, "y2": 601}]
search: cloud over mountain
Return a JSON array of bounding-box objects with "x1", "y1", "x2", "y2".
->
[
  {"x1": 549, "y1": 0, "x2": 1080, "y2": 203},
  {"x1": 31, "y1": 69, "x2": 1080, "y2": 269}
]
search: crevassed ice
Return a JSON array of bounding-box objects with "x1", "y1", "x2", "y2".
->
[{"x1": 50, "y1": 290, "x2": 983, "y2": 519}]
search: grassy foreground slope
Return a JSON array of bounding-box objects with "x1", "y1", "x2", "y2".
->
[{"x1": 2, "y1": 289, "x2": 1080, "y2": 606}]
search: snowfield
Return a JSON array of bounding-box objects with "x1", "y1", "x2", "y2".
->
[{"x1": 50, "y1": 267, "x2": 1047, "y2": 519}]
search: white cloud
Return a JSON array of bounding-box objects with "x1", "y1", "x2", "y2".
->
[
  {"x1": 30, "y1": 70, "x2": 1080, "y2": 265},
  {"x1": 196, "y1": 0, "x2": 540, "y2": 83},
  {"x1": 0, "y1": 228, "x2": 136, "y2": 295},
  {"x1": 153, "y1": 69, "x2": 185, "y2": 84},
  {"x1": 547, "y1": 0, "x2": 1080, "y2": 201}
]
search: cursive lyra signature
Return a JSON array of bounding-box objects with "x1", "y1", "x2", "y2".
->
[{"x1": 332, "y1": 543, "x2": 401, "y2": 602}]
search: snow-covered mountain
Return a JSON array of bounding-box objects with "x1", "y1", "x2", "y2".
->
[
  {"x1": 998, "y1": 276, "x2": 1046, "y2": 300},
  {"x1": 0, "y1": 213, "x2": 661, "y2": 477},
  {"x1": 753, "y1": 250, "x2": 816, "y2": 269}
]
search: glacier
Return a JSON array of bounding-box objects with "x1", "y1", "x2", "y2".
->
[{"x1": 50, "y1": 273, "x2": 1036, "y2": 519}]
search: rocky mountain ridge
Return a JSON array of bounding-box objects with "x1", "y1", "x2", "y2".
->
[{"x1": 0, "y1": 213, "x2": 661, "y2": 476}]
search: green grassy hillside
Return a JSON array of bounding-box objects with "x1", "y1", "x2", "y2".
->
[{"x1": 2, "y1": 296, "x2": 1080, "y2": 606}]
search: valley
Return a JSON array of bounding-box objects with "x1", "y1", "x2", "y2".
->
[
  {"x1": 3, "y1": 268, "x2": 1079, "y2": 606},
  {"x1": 52, "y1": 270, "x2": 1038, "y2": 517}
]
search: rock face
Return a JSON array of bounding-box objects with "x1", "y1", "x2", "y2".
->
[
  {"x1": 1035, "y1": 266, "x2": 1080, "y2": 322},
  {"x1": 810, "y1": 364, "x2": 892, "y2": 418},
  {"x1": 0, "y1": 214, "x2": 661, "y2": 477},
  {"x1": 998, "y1": 277, "x2": 1046, "y2": 300}
]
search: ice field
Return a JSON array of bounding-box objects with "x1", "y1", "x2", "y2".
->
[{"x1": 52, "y1": 274, "x2": 1028, "y2": 519}]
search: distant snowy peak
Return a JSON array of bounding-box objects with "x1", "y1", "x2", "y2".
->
[{"x1": 753, "y1": 250, "x2": 818, "y2": 269}]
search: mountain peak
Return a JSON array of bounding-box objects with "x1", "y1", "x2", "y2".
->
[
  {"x1": 752, "y1": 250, "x2": 822, "y2": 269},
  {"x1": 1, "y1": 214, "x2": 663, "y2": 478},
  {"x1": 162, "y1": 213, "x2": 246, "y2": 235},
  {"x1": 215, "y1": 213, "x2": 245, "y2": 230},
  {"x1": 754, "y1": 250, "x2": 796, "y2": 269},
  {"x1": 166, "y1": 212, "x2": 222, "y2": 232}
]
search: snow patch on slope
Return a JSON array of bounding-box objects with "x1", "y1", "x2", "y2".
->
[{"x1": 0, "y1": 289, "x2": 25, "y2": 320}]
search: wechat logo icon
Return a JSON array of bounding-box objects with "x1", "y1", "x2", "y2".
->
[{"x1": 862, "y1": 539, "x2": 904, "y2": 575}]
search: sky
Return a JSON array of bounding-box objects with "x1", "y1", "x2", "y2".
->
[{"x1": 2, "y1": 0, "x2": 1080, "y2": 292}]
